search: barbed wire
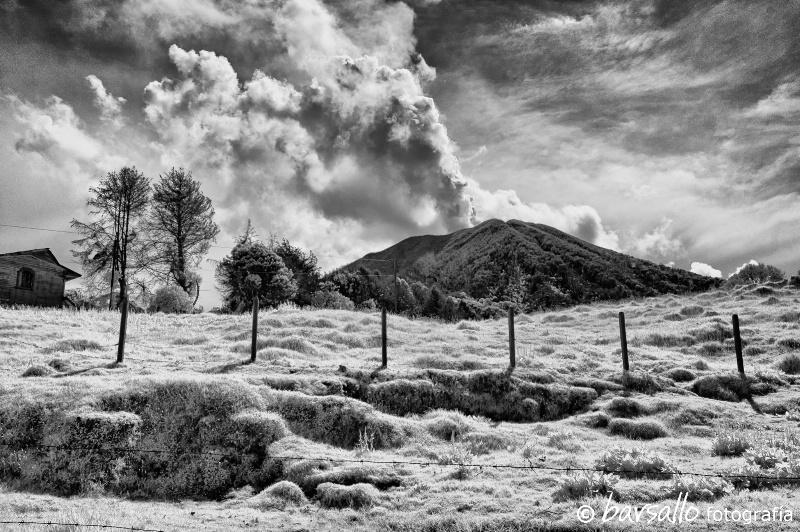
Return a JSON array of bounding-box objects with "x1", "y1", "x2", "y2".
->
[
  {"x1": 2, "y1": 441, "x2": 799, "y2": 482},
  {"x1": 0, "y1": 520, "x2": 166, "y2": 531}
]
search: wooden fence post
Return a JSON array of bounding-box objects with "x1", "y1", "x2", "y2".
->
[
  {"x1": 116, "y1": 295, "x2": 128, "y2": 364},
  {"x1": 508, "y1": 307, "x2": 516, "y2": 369},
  {"x1": 618, "y1": 311, "x2": 629, "y2": 372},
  {"x1": 732, "y1": 314, "x2": 745, "y2": 377},
  {"x1": 251, "y1": 297, "x2": 259, "y2": 363},
  {"x1": 381, "y1": 307, "x2": 387, "y2": 368}
]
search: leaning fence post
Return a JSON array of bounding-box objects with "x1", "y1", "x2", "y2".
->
[
  {"x1": 116, "y1": 295, "x2": 128, "y2": 364},
  {"x1": 381, "y1": 307, "x2": 387, "y2": 368},
  {"x1": 251, "y1": 297, "x2": 259, "y2": 363},
  {"x1": 732, "y1": 314, "x2": 745, "y2": 378},
  {"x1": 618, "y1": 311, "x2": 629, "y2": 373},
  {"x1": 508, "y1": 307, "x2": 516, "y2": 369}
]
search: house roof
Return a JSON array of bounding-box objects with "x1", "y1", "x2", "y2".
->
[{"x1": 0, "y1": 248, "x2": 82, "y2": 280}]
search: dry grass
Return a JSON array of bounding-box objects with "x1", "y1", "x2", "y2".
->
[{"x1": 2, "y1": 287, "x2": 800, "y2": 530}]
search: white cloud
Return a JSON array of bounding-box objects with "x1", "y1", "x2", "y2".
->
[
  {"x1": 627, "y1": 218, "x2": 684, "y2": 260},
  {"x1": 691, "y1": 262, "x2": 722, "y2": 278},
  {"x1": 85, "y1": 75, "x2": 126, "y2": 129}
]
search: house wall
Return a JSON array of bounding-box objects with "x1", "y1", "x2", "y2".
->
[{"x1": 0, "y1": 256, "x2": 67, "y2": 307}]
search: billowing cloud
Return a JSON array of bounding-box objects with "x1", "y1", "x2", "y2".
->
[
  {"x1": 85, "y1": 75, "x2": 126, "y2": 129},
  {"x1": 628, "y1": 218, "x2": 684, "y2": 260},
  {"x1": 691, "y1": 262, "x2": 722, "y2": 278}
]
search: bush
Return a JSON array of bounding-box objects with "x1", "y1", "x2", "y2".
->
[
  {"x1": 663, "y1": 476, "x2": 733, "y2": 501},
  {"x1": 316, "y1": 482, "x2": 378, "y2": 509},
  {"x1": 689, "y1": 374, "x2": 749, "y2": 401},
  {"x1": 552, "y1": 472, "x2": 620, "y2": 502},
  {"x1": 680, "y1": 306, "x2": 704, "y2": 317},
  {"x1": 148, "y1": 285, "x2": 194, "y2": 313},
  {"x1": 778, "y1": 354, "x2": 800, "y2": 374},
  {"x1": 608, "y1": 418, "x2": 668, "y2": 440},
  {"x1": 595, "y1": 448, "x2": 676, "y2": 479},
  {"x1": 461, "y1": 431, "x2": 515, "y2": 455},
  {"x1": 711, "y1": 430, "x2": 751, "y2": 456},
  {"x1": 310, "y1": 290, "x2": 355, "y2": 310}
]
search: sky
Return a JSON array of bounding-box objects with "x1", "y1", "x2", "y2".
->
[{"x1": 1, "y1": 0, "x2": 799, "y2": 310}]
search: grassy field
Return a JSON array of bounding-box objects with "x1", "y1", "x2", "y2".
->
[{"x1": 1, "y1": 283, "x2": 800, "y2": 531}]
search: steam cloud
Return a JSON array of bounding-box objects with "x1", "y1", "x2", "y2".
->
[{"x1": 5, "y1": 0, "x2": 629, "y2": 258}]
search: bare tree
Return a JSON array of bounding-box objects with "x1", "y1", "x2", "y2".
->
[
  {"x1": 71, "y1": 167, "x2": 150, "y2": 308},
  {"x1": 144, "y1": 168, "x2": 220, "y2": 305}
]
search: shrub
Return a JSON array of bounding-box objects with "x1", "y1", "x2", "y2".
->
[
  {"x1": 545, "y1": 431, "x2": 582, "y2": 452},
  {"x1": 605, "y1": 397, "x2": 645, "y2": 418},
  {"x1": 664, "y1": 368, "x2": 696, "y2": 382},
  {"x1": 618, "y1": 371, "x2": 665, "y2": 394},
  {"x1": 711, "y1": 430, "x2": 751, "y2": 456},
  {"x1": 595, "y1": 448, "x2": 676, "y2": 479},
  {"x1": 691, "y1": 359, "x2": 710, "y2": 370},
  {"x1": 778, "y1": 354, "x2": 800, "y2": 374},
  {"x1": 663, "y1": 313, "x2": 684, "y2": 322},
  {"x1": 608, "y1": 418, "x2": 668, "y2": 440},
  {"x1": 316, "y1": 482, "x2": 378, "y2": 509},
  {"x1": 148, "y1": 285, "x2": 194, "y2": 313},
  {"x1": 663, "y1": 476, "x2": 733, "y2": 501},
  {"x1": 578, "y1": 411, "x2": 610, "y2": 428},
  {"x1": 47, "y1": 359, "x2": 71, "y2": 372},
  {"x1": 552, "y1": 472, "x2": 620, "y2": 502},
  {"x1": 43, "y1": 339, "x2": 102, "y2": 354},
  {"x1": 689, "y1": 374, "x2": 749, "y2": 401},
  {"x1": 310, "y1": 290, "x2": 355, "y2": 310}
]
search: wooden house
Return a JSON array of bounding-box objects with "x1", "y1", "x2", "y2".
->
[{"x1": 0, "y1": 249, "x2": 81, "y2": 307}]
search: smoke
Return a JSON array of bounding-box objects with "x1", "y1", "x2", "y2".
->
[
  {"x1": 690, "y1": 262, "x2": 722, "y2": 278},
  {"x1": 3, "y1": 0, "x2": 628, "y2": 258}
]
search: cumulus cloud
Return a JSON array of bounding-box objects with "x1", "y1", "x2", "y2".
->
[
  {"x1": 85, "y1": 75, "x2": 126, "y2": 129},
  {"x1": 9, "y1": 95, "x2": 125, "y2": 172},
  {"x1": 628, "y1": 218, "x2": 684, "y2": 260},
  {"x1": 728, "y1": 260, "x2": 759, "y2": 278},
  {"x1": 465, "y1": 183, "x2": 620, "y2": 249},
  {"x1": 691, "y1": 262, "x2": 722, "y2": 278}
]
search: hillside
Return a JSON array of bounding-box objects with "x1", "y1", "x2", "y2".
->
[{"x1": 347, "y1": 219, "x2": 720, "y2": 307}]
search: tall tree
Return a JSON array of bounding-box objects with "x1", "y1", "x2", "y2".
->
[
  {"x1": 215, "y1": 224, "x2": 297, "y2": 311},
  {"x1": 71, "y1": 166, "x2": 150, "y2": 308},
  {"x1": 272, "y1": 238, "x2": 320, "y2": 306},
  {"x1": 145, "y1": 168, "x2": 220, "y2": 305}
]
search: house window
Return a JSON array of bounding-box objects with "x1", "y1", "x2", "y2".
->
[{"x1": 17, "y1": 268, "x2": 34, "y2": 289}]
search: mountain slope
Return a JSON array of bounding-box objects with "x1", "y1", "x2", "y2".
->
[{"x1": 346, "y1": 219, "x2": 719, "y2": 307}]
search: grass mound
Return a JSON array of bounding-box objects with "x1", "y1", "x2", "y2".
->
[
  {"x1": 604, "y1": 397, "x2": 646, "y2": 418},
  {"x1": 297, "y1": 466, "x2": 401, "y2": 497},
  {"x1": 423, "y1": 410, "x2": 476, "y2": 440},
  {"x1": 0, "y1": 377, "x2": 286, "y2": 499},
  {"x1": 317, "y1": 482, "x2": 378, "y2": 509},
  {"x1": 250, "y1": 480, "x2": 307, "y2": 508},
  {"x1": 272, "y1": 392, "x2": 407, "y2": 449},
  {"x1": 663, "y1": 368, "x2": 696, "y2": 382},
  {"x1": 608, "y1": 418, "x2": 668, "y2": 440},
  {"x1": 21, "y1": 365, "x2": 53, "y2": 377},
  {"x1": 365, "y1": 370, "x2": 597, "y2": 422},
  {"x1": 689, "y1": 372, "x2": 787, "y2": 401}
]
